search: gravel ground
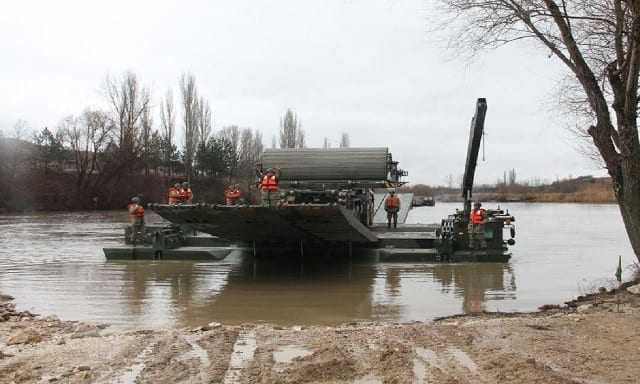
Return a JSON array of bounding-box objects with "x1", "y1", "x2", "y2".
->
[{"x1": 1, "y1": 281, "x2": 639, "y2": 384}]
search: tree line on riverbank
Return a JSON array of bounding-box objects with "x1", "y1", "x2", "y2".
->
[
  {"x1": 0, "y1": 71, "x2": 355, "y2": 212},
  {"x1": 0, "y1": 72, "x2": 259, "y2": 211},
  {"x1": 402, "y1": 175, "x2": 615, "y2": 204}
]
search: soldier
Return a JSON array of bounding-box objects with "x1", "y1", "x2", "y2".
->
[
  {"x1": 233, "y1": 184, "x2": 243, "y2": 204},
  {"x1": 260, "y1": 168, "x2": 279, "y2": 207},
  {"x1": 168, "y1": 183, "x2": 181, "y2": 205},
  {"x1": 225, "y1": 184, "x2": 242, "y2": 205},
  {"x1": 469, "y1": 201, "x2": 486, "y2": 249},
  {"x1": 384, "y1": 190, "x2": 401, "y2": 229},
  {"x1": 181, "y1": 182, "x2": 193, "y2": 203},
  {"x1": 127, "y1": 196, "x2": 145, "y2": 244}
]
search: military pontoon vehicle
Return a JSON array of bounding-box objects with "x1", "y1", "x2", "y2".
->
[{"x1": 104, "y1": 98, "x2": 515, "y2": 262}]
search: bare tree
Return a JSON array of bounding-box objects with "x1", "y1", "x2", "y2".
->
[
  {"x1": 296, "y1": 128, "x2": 305, "y2": 149},
  {"x1": 271, "y1": 135, "x2": 277, "y2": 149},
  {"x1": 339, "y1": 132, "x2": 350, "y2": 148},
  {"x1": 219, "y1": 125, "x2": 240, "y2": 178},
  {"x1": 238, "y1": 128, "x2": 255, "y2": 176},
  {"x1": 8, "y1": 120, "x2": 29, "y2": 179},
  {"x1": 508, "y1": 169, "x2": 517, "y2": 186},
  {"x1": 197, "y1": 96, "x2": 212, "y2": 145},
  {"x1": 180, "y1": 73, "x2": 199, "y2": 180},
  {"x1": 160, "y1": 89, "x2": 175, "y2": 143},
  {"x1": 279, "y1": 109, "x2": 305, "y2": 149},
  {"x1": 0, "y1": 119, "x2": 31, "y2": 210},
  {"x1": 141, "y1": 104, "x2": 153, "y2": 176},
  {"x1": 254, "y1": 130, "x2": 264, "y2": 158},
  {"x1": 159, "y1": 89, "x2": 176, "y2": 175},
  {"x1": 238, "y1": 128, "x2": 264, "y2": 199},
  {"x1": 439, "y1": 0, "x2": 640, "y2": 258},
  {"x1": 103, "y1": 72, "x2": 150, "y2": 166},
  {"x1": 61, "y1": 110, "x2": 114, "y2": 197},
  {"x1": 219, "y1": 125, "x2": 240, "y2": 153},
  {"x1": 237, "y1": 128, "x2": 264, "y2": 173},
  {"x1": 323, "y1": 137, "x2": 330, "y2": 149}
]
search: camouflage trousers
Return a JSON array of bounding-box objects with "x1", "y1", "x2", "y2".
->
[
  {"x1": 386, "y1": 209, "x2": 398, "y2": 228},
  {"x1": 261, "y1": 190, "x2": 275, "y2": 207},
  {"x1": 468, "y1": 224, "x2": 486, "y2": 249},
  {"x1": 129, "y1": 218, "x2": 145, "y2": 245}
]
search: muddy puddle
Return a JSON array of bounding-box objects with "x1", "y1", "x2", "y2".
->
[
  {"x1": 223, "y1": 330, "x2": 257, "y2": 384},
  {"x1": 273, "y1": 346, "x2": 313, "y2": 364}
]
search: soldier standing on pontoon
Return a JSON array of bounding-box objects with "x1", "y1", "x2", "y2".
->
[
  {"x1": 260, "y1": 168, "x2": 279, "y2": 207},
  {"x1": 469, "y1": 201, "x2": 487, "y2": 249}
]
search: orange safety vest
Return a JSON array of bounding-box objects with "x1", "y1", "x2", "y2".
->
[
  {"x1": 470, "y1": 208, "x2": 485, "y2": 225},
  {"x1": 178, "y1": 188, "x2": 192, "y2": 202},
  {"x1": 168, "y1": 187, "x2": 180, "y2": 204},
  {"x1": 261, "y1": 174, "x2": 278, "y2": 192},
  {"x1": 225, "y1": 188, "x2": 241, "y2": 204},
  {"x1": 128, "y1": 203, "x2": 145, "y2": 218},
  {"x1": 385, "y1": 195, "x2": 401, "y2": 210}
]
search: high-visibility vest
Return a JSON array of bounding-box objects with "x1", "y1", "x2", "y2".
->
[
  {"x1": 128, "y1": 203, "x2": 145, "y2": 218},
  {"x1": 261, "y1": 174, "x2": 278, "y2": 192},
  {"x1": 470, "y1": 208, "x2": 485, "y2": 225},
  {"x1": 168, "y1": 188, "x2": 179, "y2": 204},
  {"x1": 225, "y1": 188, "x2": 241, "y2": 204},
  {"x1": 178, "y1": 188, "x2": 192, "y2": 202},
  {"x1": 385, "y1": 196, "x2": 401, "y2": 210}
]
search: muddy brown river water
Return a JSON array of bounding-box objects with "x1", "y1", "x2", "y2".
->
[{"x1": 0, "y1": 203, "x2": 635, "y2": 329}]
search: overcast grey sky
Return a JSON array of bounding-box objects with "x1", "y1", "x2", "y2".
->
[{"x1": 0, "y1": 0, "x2": 604, "y2": 185}]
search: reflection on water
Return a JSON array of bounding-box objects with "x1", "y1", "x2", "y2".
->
[
  {"x1": 369, "y1": 262, "x2": 515, "y2": 322},
  {"x1": 0, "y1": 203, "x2": 635, "y2": 329},
  {"x1": 100, "y1": 256, "x2": 515, "y2": 327}
]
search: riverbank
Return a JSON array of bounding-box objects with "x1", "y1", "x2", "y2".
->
[
  {"x1": 480, "y1": 187, "x2": 615, "y2": 204},
  {"x1": 436, "y1": 190, "x2": 616, "y2": 204},
  {"x1": 2, "y1": 280, "x2": 639, "y2": 383},
  {"x1": 408, "y1": 176, "x2": 617, "y2": 204}
]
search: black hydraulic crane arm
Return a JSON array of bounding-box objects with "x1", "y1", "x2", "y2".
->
[{"x1": 462, "y1": 98, "x2": 487, "y2": 216}]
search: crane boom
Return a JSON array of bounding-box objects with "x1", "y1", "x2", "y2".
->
[{"x1": 461, "y1": 98, "x2": 487, "y2": 215}]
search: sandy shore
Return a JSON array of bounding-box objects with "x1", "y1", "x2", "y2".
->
[{"x1": 1, "y1": 281, "x2": 639, "y2": 384}]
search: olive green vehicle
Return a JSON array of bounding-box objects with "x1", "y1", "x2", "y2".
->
[{"x1": 104, "y1": 98, "x2": 515, "y2": 262}]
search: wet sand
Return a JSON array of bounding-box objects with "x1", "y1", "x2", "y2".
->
[{"x1": 2, "y1": 281, "x2": 639, "y2": 384}]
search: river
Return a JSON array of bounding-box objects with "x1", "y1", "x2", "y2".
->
[{"x1": 0, "y1": 203, "x2": 635, "y2": 329}]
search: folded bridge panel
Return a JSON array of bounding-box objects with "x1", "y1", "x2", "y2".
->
[{"x1": 150, "y1": 204, "x2": 379, "y2": 244}]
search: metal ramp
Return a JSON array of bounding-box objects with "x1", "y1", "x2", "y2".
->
[
  {"x1": 372, "y1": 192, "x2": 413, "y2": 225},
  {"x1": 150, "y1": 204, "x2": 379, "y2": 244}
]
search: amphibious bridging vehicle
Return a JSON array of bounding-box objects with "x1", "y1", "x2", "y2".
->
[{"x1": 104, "y1": 98, "x2": 515, "y2": 262}]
